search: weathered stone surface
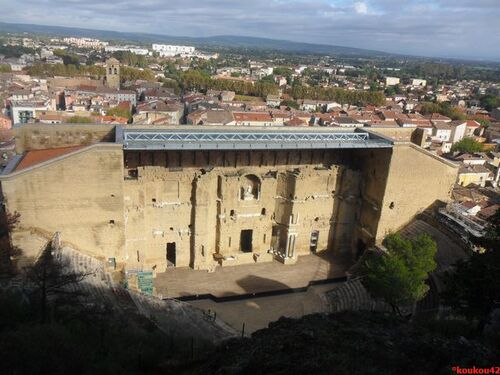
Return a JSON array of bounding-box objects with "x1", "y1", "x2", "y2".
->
[{"x1": 0, "y1": 126, "x2": 458, "y2": 275}]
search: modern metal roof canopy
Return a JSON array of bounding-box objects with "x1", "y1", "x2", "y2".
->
[{"x1": 123, "y1": 128, "x2": 393, "y2": 150}]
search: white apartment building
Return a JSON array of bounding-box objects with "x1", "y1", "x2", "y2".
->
[
  {"x1": 105, "y1": 46, "x2": 149, "y2": 55},
  {"x1": 432, "y1": 123, "x2": 453, "y2": 142},
  {"x1": 152, "y1": 44, "x2": 196, "y2": 57},
  {"x1": 411, "y1": 78, "x2": 427, "y2": 87},
  {"x1": 385, "y1": 76, "x2": 400, "y2": 86},
  {"x1": 63, "y1": 37, "x2": 108, "y2": 48},
  {"x1": 449, "y1": 121, "x2": 467, "y2": 144},
  {"x1": 10, "y1": 100, "x2": 51, "y2": 124}
]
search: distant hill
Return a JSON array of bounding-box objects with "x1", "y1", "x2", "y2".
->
[{"x1": 0, "y1": 21, "x2": 393, "y2": 58}]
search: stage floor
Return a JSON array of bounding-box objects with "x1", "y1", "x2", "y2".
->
[{"x1": 154, "y1": 250, "x2": 352, "y2": 300}]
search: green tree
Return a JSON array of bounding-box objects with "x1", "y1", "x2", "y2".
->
[
  {"x1": 27, "y1": 63, "x2": 105, "y2": 79},
  {"x1": 479, "y1": 94, "x2": 500, "y2": 112},
  {"x1": 53, "y1": 49, "x2": 80, "y2": 66},
  {"x1": 0, "y1": 44, "x2": 37, "y2": 58},
  {"x1": 106, "y1": 107, "x2": 132, "y2": 121},
  {"x1": 161, "y1": 78, "x2": 180, "y2": 94},
  {"x1": 369, "y1": 82, "x2": 379, "y2": 92},
  {"x1": 442, "y1": 209, "x2": 500, "y2": 334},
  {"x1": 273, "y1": 66, "x2": 293, "y2": 84},
  {"x1": 280, "y1": 100, "x2": 299, "y2": 110},
  {"x1": 179, "y1": 69, "x2": 211, "y2": 91},
  {"x1": 120, "y1": 66, "x2": 155, "y2": 82},
  {"x1": 473, "y1": 118, "x2": 491, "y2": 128},
  {"x1": 0, "y1": 64, "x2": 11, "y2": 73},
  {"x1": 384, "y1": 86, "x2": 396, "y2": 97},
  {"x1": 272, "y1": 66, "x2": 293, "y2": 77},
  {"x1": 451, "y1": 137, "x2": 484, "y2": 153},
  {"x1": 361, "y1": 233, "x2": 437, "y2": 315},
  {"x1": 112, "y1": 51, "x2": 148, "y2": 68},
  {"x1": 259, "y1": 75, "x2": 276, "y2": 84},
  {"x1": 419, "y1": 102, "x2": 466, "y2": 121},
  {"x1": 286, "y1": 85, "x2": 385, "y2": 106}
]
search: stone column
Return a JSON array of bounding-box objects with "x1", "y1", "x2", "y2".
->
[{"x1": 192, "y1": 173, "x2": 218, "y2": 270}]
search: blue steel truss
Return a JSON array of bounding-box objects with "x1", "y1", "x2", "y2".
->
[{"x1": 123, "y1": 130, "x2": 392, "y2": 150}]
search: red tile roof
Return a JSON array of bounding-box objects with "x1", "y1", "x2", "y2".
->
[
  {"x1": 428, "y1": 113, "x2": 451, "y2": 121},
  {"x1": 98, "y1": 115, "x2": 128, "y2": 124},
  {"x1": 284, "y1": 117, "x2": 307, "y2": 126},
  {"x1": 233, "y1": 112, "x2": 272, "y2": 122},
  {"x1": 117, "y1": 101, "x2": 131, "y2": 110},
  {"x1": 478, "y1": 204, "x2": 500, "y2": 220},
  {"x1": 78, "y1": 84, "x2": 98, "y2": 91},
  {"x1": 466, "y1": 120, "x2": 481, "y2": 128},
  {"x1": 15, "y1": 146, "x2": 84, "y2": 171}
]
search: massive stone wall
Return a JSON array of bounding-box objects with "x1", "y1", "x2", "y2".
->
[
  {"x1": 122, "y1": 149, "x2": 362, "y2": 271},
  {"x1": 48, "y1": 77, "x2": 105, "y2": 90},
  {"x1": 374, "y1": 143, "x2": 458, "y2": 241},
  {"x1": 351, "y1": 148, "x2": 393, "y2": 255},
  {"x1": 14, "y1": 124, "x2": 116, "y2": 153},
  {"x1": 0, "y1": 144, "x2": 125, "y2": 261},
  {"x1": 344, "y1": 142, "x2": 457, "y2": 257}
]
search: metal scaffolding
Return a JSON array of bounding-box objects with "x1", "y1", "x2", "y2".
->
[{"x1": 123, "y1": 129, "x2": 392, "y2": 150}]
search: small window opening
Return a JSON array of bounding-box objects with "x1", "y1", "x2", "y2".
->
[{"x1": 109, "y1": 220, "x2": 115, "y2": 225}]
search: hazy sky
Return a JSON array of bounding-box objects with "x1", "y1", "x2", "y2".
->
[{"x1": 1, "y1": 0, "x2": 500, "y2": 61}]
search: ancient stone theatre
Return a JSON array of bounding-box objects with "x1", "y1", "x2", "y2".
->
[{"x1": 0, "y1": 125, "x2": 458, "y2": 273}]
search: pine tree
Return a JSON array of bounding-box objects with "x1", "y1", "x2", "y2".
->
[{"x1": 361, "y1": 233, "x2": 437, "y2": 315}]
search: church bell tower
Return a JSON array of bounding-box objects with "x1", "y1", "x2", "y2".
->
[{"x1": 105, "y1": 58, "x2": 120, "y2": 89}]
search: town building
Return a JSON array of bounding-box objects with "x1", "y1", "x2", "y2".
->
[
  {"x1": 449, "y1": 120, "x2": 467, "y2": 143},
  {"x1": 432, "y1": 123, "x2": 453, "y2": 142},
  {"x1": 229, "y1": 112, "x2": 274, "y2": 126},
  {"x1": 266, "y1": 95, "x2": 281, "y2": 108},
  {"x1": 385, "y1": 77, "x2": 400, "y2": 86},
  {"x1": 457, "y1": 164, "x2": 493, "y2": 187},
  {"x1": 105, "y1": 45, "x2": 149, "y2": 55},
  {"x1": 9, "y1": 99, "x2": 52, "y2": 124},
  {"x1": 152, "y1": 44, "x2": 196, "y2": 57},
  {"x1": 133, "y1": 101, "x2": 183, "y2": 125},
  {"x1": 464, "y1": 120, "x2": 481, "y2": 137},
  {"x1": 332, "y1": 117, "x2": 363, "y2": 128},
  {"x1": 63, "y1": 37, "x2": 108, "y2": 48},
  {"x1": 411, "y1": 79, "x2": 427, "y2": 87}
]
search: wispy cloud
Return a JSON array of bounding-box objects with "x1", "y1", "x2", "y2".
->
[
  {"x1": 1, "y1": 0, "x2": 499, "y2": 60},
  {"x1": 354, "y1": 2, "x2": 368, "y2": 15}
]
